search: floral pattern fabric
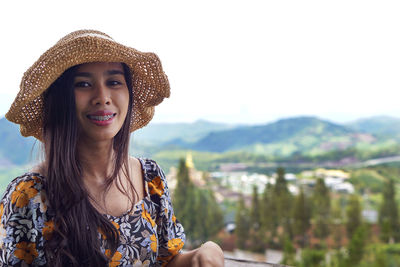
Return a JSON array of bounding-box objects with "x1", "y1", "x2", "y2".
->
[{"x1": 0, "y1": 159, "x2": 185, "y2": 266}]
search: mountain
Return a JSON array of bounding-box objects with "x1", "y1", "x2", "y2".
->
[
  {"x1": 1, "y1": 115, "x2": 399, "y2": 167},
  {"x1": 346, "y1": 116, "x2": 400, "y2": 139},
  {"x1": 133, "y1": 119, "x2": 236, "y2": 144},
  {"x1": 0, "y1": 118, "x2": 37, "y2": 166},
  {"x1": 185, "y1": 117, "x2": 378, "y2": 156}
]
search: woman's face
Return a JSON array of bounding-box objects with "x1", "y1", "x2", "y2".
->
[{"x1": 73, "y1": 62, "x2": 130, "y2": 143}]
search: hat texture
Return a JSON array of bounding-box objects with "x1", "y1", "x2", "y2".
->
[{"x1": 6, "y1": 29, "x2": 170, "y2": 140}]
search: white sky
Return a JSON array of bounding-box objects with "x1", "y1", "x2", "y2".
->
[{"x1": 1, "y1": 0, "x2": 399, "y2": 125}]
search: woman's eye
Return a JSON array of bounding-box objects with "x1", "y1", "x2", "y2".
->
[
  {"x1": 74, "y1": 81, "x2": 91, "y2": 88},
  {"x1": 108, "y1": 80, "x2": 123, "y2": 86}
]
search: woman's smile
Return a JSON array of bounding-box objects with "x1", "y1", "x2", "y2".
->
[{"x1": 86, "y1": 110, "x2": 117, "y2": 125}]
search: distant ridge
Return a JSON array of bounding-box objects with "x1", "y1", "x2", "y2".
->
[
  {"x1": 133, "y1": 119, "x2": 236, "y2": 143},
  {"x1": 346, "y1": 116, "x2": 400, "y2": 138},
  {"x1": 1, "y1": 115, "x2": 400, "y2": 166},
  {"x1": 187, "y1": 116, "x2": 361, "y2": 154},
  {"x1": 0, "y1": 118, "x2": 36, "y2": 166}
]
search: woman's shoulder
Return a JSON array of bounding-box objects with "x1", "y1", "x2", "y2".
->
[
  {"x1": 0, "y1": 172, "x2": 46, "y2": 223},
  {"x1": 135, "y1": 158, "x2": 173, "y2": 203},
  {"x1": 135, "y1": 158, "x2": 167, "y2": 182},
  {"x1": 2, "y1": 172, "x2": 45, "y2": 198}
]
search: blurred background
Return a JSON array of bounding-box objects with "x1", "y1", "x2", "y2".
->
[{"x1": 1, "y1": 1, "x2": 400, "y2": 266}]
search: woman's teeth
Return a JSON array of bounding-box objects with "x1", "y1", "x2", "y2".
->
[{"x1": 88, "y1": 114, "x2": 115, "y2": 121}]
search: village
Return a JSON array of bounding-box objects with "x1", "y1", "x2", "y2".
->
[{"x1": 162, "y1": 153, "x2": 381, "y2": 265}]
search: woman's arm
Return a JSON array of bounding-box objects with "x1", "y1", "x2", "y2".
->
[{"x1": 167, "y1": 241, "x2": 224, "y2": 267}]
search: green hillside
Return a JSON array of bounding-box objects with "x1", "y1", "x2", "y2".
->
[
  {"x1": 189, "y1": 117, "x2": 376, "y2": 155},
  {"x1": 0, "y1": 118, "x2": 38, "y2": 166},
  {"x1": 133, "y1": 119, "x2": 236, "y2": 143},
  {"x1": 347, "y1": 115, "x2": 400, "y2": 139},
  {"x1": 2, "y1": 116, "x2": 400, "y2": 169}
]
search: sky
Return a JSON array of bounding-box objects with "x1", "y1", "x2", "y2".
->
[{"x1": 1, "y1": 0, "x2": 400, "y2": 125}]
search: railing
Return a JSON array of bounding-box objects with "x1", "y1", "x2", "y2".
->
[{"x1": 224, "y1": 257, "x2": 291, "y2": 266}]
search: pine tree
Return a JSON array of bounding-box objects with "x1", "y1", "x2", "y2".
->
[
  {"x1": 261, "y1": 182, "x2": 277, "y2": 244},
  {"x1": 274, "y1": 167, "x2": 293, "y2": 240},
  {"x1": 281, "y1": 235, "x2": 297, "y2": 266},
  {"x1": 192, "y1": 189, "x2": 224, "y2": 243},
  {"x1": 345, "y1": 225, "x2": 367, "y2": 266},
  {"x1": 312, "y1": 178, "x2": 331, "y2": 239},
  {"x1": 331, "y1": 198, "x2": 345, "y2": 249},
  {"x1": 379, "y1": 178, "x2": 400, "y2": 243},
  {"x1": 235, "y1": 194, "x2": 250, "y2": 250},
  {"x1": 173, "y1": 158, "x2": 196, "y2": 240},
  {"x1": 275, "y1": 167, "x2": 289, "y2": 195},
  {"x1": 249, "y1": 185, "x2": 264, "y2": 252},
  {"x1": 173, "y1": 158, "x2": 193, "y2": 214},
  {"x1": 250, "y1": 185, "x2": 261, "y2": 229},
  {"x1": 346, "y1": 194, "x2": 362, "y2": 239},
  {"x1": 293, "y1": 187, "x2": 311, "y2": 247}
]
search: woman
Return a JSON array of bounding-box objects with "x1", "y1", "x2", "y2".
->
[{"x1": 0, "y1": 30, "x2": 224, "y2": 266}]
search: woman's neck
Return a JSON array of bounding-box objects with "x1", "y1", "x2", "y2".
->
[{"x1": 77, "y1": 139, "x2": 115, "y2": 185}]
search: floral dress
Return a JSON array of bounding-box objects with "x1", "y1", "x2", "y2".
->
[{"x1": 0, "y1": 159, "x2": 185, "y2": 266}]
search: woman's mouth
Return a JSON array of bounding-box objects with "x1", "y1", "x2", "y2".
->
[
  {"x1": 86, "y1": 113, "x2": 116, "y2": 126},
  {"x1": 87, "y1": 114, "x2": 116, "y2": 121}
]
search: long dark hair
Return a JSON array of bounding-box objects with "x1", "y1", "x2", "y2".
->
[{"x1": 42, "y1": 63, "x2": 135, "y2": 266}]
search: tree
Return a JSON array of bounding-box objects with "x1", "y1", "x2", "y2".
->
[
  {"x1": 235, "y1": 194, "x2": 250, "y2": 250},
  {"x1": 173, "y1": 158, "x2": 224, "y2": 245},
  {"x1": 292, "y1": 187, "x2": 311, "y2": 247},
  {"x1": 250, "y1": 185, "x2": 261, "y2": 230},
  {"x1": 312, "y1": 178, "x2": 331, "y2": 239},
  {"x1": 173, "y1": 159, "x2": 196, "y2": 240},
  {"x1": 345, "y1": 225, "x2": 367, "y2": 266},
  {"x1": 346, "y1": 194, "x2": 362, "y2": 239},
  {"x1": 173, "y1": 158, "x2": 193, "y2": 214},
  {"x1": 379, "y1": 178, "x2": 400, "y2": 243},
  {"x1": 249, "y1": 185, "x2": 264, "y2": 252},
  {"x1": 274, "y1": 167, "x2": 293, "y2": 241},
  {"x1": 281, "y1": 235, "x2": 297, "y2": 266},
  {"x1": 261, "y1": 182, "x2": 277, "y2": 240},
  {"x1": 300, "y1": 249, "x2": 326, "y2": 267},
  {"x1": 191, "y1": 189, "x2": 224, "y2": 243}
]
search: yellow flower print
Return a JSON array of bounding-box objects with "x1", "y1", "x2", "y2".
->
[
  {"x1": 141, "y1": 203, "x2": 156, "y2": 227},
  {"x1": 42, "y1": 221, "x2": 55, "y2": 240},
  {"x1": 32, "y1": 193, "x2": 47, "y2": 213},
  {"x1": 148, "y1": 176, "x2": 164, "y2": 196},
  {"x1": 167, "y1": 238, "x2": 184, "y2": 255},
  {"x1": 111, "y1": 221, "x2": 120, "y2": 230},
  {"x1": 150, "y1": 234, "x2": 157, "y2": 252},
  {"x1": 105, "y1": 249, "x2": 122, "y2": 267},
  {"x1": 11, "y1": 181, "x2": 38, "y2": 208},
  {"x1": 172, "y1": 214, "x2": 176, "y2": 224},
  {"x1": 14, "y1": 241, "x2": 38, "y2": 264},
  {"x1": 0, "y1": 203, "x2": 4, "y2": 218}
]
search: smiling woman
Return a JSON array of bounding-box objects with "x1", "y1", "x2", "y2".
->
[
  {"x1": 73, "y1": 62, "x2": 130, "y2": 142},
  {"x1": 0, "y1": 30, "x2": 224, "y2": 267}
]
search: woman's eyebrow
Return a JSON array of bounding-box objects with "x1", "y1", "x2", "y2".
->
[
  {"x1": 74, "y1": 72, "x2": 91, "y2": 78},
  {"x1": 74, "y1": 70, "x2": 124, "y2": 78},
  {"x1": 106, "y1": 70, "x2": 124, "y2": 76}
]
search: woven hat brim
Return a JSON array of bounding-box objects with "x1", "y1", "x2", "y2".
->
[{"x1": 5, "y1": 31, "x2": 170, "y2": 140}]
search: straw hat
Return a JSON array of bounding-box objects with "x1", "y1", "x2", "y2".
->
[{"x1": 5, "y1": 29, "x2": 170, "y2": 140}]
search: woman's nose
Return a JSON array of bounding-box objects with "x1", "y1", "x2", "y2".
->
[{"x1": 91, "y1": 83, "x2": 111, "y2": 105}]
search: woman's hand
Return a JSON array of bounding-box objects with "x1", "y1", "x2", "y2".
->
[{"x1": 191, "y1": 241, "x2": 224, "y2": 267}]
